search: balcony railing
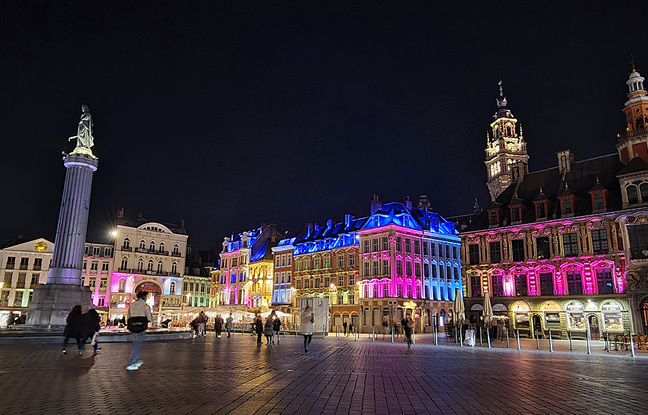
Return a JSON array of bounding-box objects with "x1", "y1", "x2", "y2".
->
[
  {"x1": 135, "y1": 247, "x2": 148, "y2": 254},
  {"x1": 19, "y1": 265, "x2": 28, "y2": 270},
  {"x1": 33, "y1": 266, "x2": 41, "y2": 271},
  {"x1": 115, "y1": 268, "x2": 180, "y2": 277},
  {"x1": 620, "y1": 127, "x2": 648, "y2": 141},
  {"x1": 5, "y1": 264, "x2": 14, "y2": 269},
  {"x1": 121, "y1": 246, "x2": 132, "y2": 251},
  {"x1": 171, "y1": 252, "x2": 182, "y2": 257}
]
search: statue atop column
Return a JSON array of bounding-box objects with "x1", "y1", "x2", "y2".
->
[{"x1": 69, "y1": 104, "x2": 95, "y2": 156}]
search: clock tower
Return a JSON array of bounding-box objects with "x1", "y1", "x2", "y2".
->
[{"x1": 485, "y1": 82, "x2": 529, "y2": 201}]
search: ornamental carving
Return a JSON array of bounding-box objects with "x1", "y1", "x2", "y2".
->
[
  {"x1": 509, "y1": 231, "x2": 524, "y2": 240},
  {"x1": 466, "y1": 235, "x2": 480, "y2": 245},
  {"x1": 485, "y1": 234, "x2": 500, "y2": 242},
  {"x1": 586, "y1": 220, "x2": 604, "y2": 231},
  {"x1": 531, "y1": 227, "x2": 548, "y2": 237},
  {"x1": 626, "y1": 270, "x2": 648, "y2": 291}
]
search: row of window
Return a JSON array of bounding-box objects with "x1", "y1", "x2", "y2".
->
[
  {"x1": 362, "y1": 237, "x2": 459, "y2": 258},
  {"x1": 361, "y1": 283, "x2": 457, "y2": 302},
  {"x1": 274, "y1": 254, "x2": 292, "y2": 268},
  {"x1": 83, "y1": 261, "x2": 110, "y2": 273},
  {"x1": 122, "y1": 238, "x2": 181, "y2": 255},
  {"x1": 119, "y1": 258, "x2": 179, "y2": 274},
  {"x1": 296, "y1": 255, "x2": 356, "y2": 271},
  {"x1": 3, "y1": 272, "x2": 41, "y2": 288},
  {"x1": 221, "y1": 255, "x2": 246, "y2": 269},
  {"x1": 5, "y1": 257, "x2": 44, "y2": 270},
  {"x1": 296, "y1": 274, "x2": 357, "y2": 289},
  {"x1": 84, "y1": 246, "x2": 113, "y2": 257},
  {"x1": 361, "y1": 260, "x2": 460, "y2": 279},
  {"x1": 468, "y1": 268, "x2": 615, "y2": 298},
  {"x1": 469, "y1": 230, "x2": 609, "y2": 265}
]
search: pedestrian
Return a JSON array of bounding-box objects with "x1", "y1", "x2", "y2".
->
[
  {"x1": 254, "y1": 315, "x2": 264, "y2": 345},
  {"x1": 214, "y1": 314, "x2": 223, "y2": 338},
  {"x1": 264, "y1": 312, "x2": 274, "y2": 346},
  {"x1": 6, "y1": 311, "x2": 16, "y2": 329},
  {"x1": 349, "y1": 322, "x2": 354, "y2": 336},
  {"x1": 80, "y1": 308, "x2": 102, "y2": 355},
  {"x1": 272, "y1": 314, "x2": 281, "y2": 344},
  {"x1": 226, "y1": 313, "x2": 233, "y2": 338},
  {"x1": 300, "y1": 305, "x2": 314, "y2": 353},
  {"x1": 62, "y1": 305, "x2": 83, "y2": 355},
  {"x1": 126, "y1": 290, "x2": 152, "y2": 371},
  {"x1": 198, "y1": 311, "x2": 207, "y2": 337},
  {"x1": 343, "y1": 321, "x2": 347, "y2": 335},
  {"x1": 402, "y1": 315, "x2": 414, "y2": 348}
]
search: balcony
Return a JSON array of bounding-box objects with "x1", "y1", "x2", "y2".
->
[
  {"x1": 619, "y1": 127, "x2": 648, "y2": 141},
  {"x1": 135, "y1": 247, "x2": 148, "y2": 254},
  {"x1": 171, "y1": 252, "x2": 182, "y2": 257},
  {"x1": 33, "y1": 266, "x2": 41, "y2": 271},
  {"x1": 5, "y1": 264, "x2": 14, "y2": 269},
  {"x1": 121, "y1": 246, "x2": 132, "y2": 252},
  {"x1": 157, "y1": 250, "x2": 169, "y2": 256},
  {"x1": 19, "y1": 265, "x2": 28, "y2": 270}
]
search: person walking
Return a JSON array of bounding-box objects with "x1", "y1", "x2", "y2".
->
[
  {"x1": 80, "y1": 308, "x2": 102, "y2": 355},
  {"x1": 300, "y1": 306, "x2": 315, "y2": 353},
  {"x1": 214, "y1": 314, "x2": 223, "y2": 338},
  {"x1": 225, "y1": 313, "x2": 233, "y2": 338},
  {"x1": 264, "y1": 313, "x2": 274, "y2": 346},
  {"x1": 402, "y1": 315, "x2": 414, "y2": 348},
  {"x1": 126, "y1": 291, "x2": 152, "y2": 371},
  {"x1": 272, "y1": 314, "x2": 281, "y2": 344},
  {"x1": 198, "y1": 311, "x2": 207, "y2": 337},
  {"x1": 343, "y1": 321, "x2": 347, "y2": 336},
  {"x1": 254, "y1": 315, "x2": 264, "y2": 345},
  {"x1": 62, "y1": 305, "x2": 83, "y2": 355}
]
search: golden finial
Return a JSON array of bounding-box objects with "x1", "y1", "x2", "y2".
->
[{"x1": 631, "y1": 55, "x2": 636, "y2": 72}]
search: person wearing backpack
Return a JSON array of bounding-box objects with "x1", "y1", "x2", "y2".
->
[{"x1": 126, "y1": 291, "x2": 152, "y2": 371}]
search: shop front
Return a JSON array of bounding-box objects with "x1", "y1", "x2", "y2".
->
[{"x1": 510, "y1": 301, "x2": 531, "y2": 337}]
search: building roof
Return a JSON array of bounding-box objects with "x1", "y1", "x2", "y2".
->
[
  {"x1": 616, "y1": 156, "x2": 648, "y2": 177},
  {"x1": 465, "y1": 153, "x2": 625, "y2": 231}
]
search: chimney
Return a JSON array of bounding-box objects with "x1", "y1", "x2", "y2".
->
[
  {"x1": 557, "y1": 150, "x2": 574, "y2": 174},
  {"x1": 344, "y1": 214, "x2": 354, "y2": 228},
  {"x1": 418, "y1": 195, "x2": 430, "y2": 210},
  {"x1": 178, "y1": 219, "x2": 185, "y2": 229},
  {"x1": 370, "y1": 194, "x2": 382, "y2": 214},
  {"x1": 117, "y1": 208, "x2": 124, "y2": 219},
  {"x1": 306, "y1": 223, "x2": 313, "y2": 238},
  {"x1": 404, "y1": 196, "x2": 412, "y2": 210}
]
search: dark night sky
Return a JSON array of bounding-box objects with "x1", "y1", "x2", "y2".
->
[{"x1": 1, "y1": 1, "x2": 647, "y2": 250}]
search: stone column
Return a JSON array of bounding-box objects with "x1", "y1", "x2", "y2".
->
[{"x1": 27, "y1": 153, "x2": 99, "y2": 327}]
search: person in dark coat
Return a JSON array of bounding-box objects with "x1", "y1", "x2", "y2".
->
[
  {"x1": 402, "y1": 315, "x2": 414, "y2": 348},
  {"x1": 214, "y1": 314, "x2": 223, "y2": 338},
  {"x1": 254, "y1": 315, "x2": 263, "y2": 345},
  {"x1": 62, "y1": 305, "x2": 83, "y2": 355},
  {"x1": 80, "y1": 309, "x2": 101, "y2": 355}
]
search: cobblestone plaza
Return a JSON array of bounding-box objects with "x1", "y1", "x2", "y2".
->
[{"x1": 0, "y1": 333, "x2": 645, "y2": 414}]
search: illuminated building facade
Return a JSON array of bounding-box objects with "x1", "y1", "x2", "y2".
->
[
  {"x1": 81, "y1": 242, "x2": 114, "y2": 312},
  {"x1": 218, "y1": 224, "x2": 282, "y2": 312},
  {"x1": 271, "y1": 240, "x2": 295, "y2": 318},
  {"x1": 0, "y1": 238, "x2": 53, "y2": 325},
  {"x1": 291, "y1": 214, "x2": 363, "y2": 330},
  {"x1": 357, "y1": 197, "x2": 461, "y2": 333},
  {"x1": 461, "y1": 69, "x2": 648, "y2": 338},
  {"x1": 182, "y1": 274, "x2": 210, "y2": 308},
  {"x1": 110, "y1": 211, "x2": 187, "y2": 320},
  {"x1": 485, "y1": 82, "x2": 529, "y2": 201}
]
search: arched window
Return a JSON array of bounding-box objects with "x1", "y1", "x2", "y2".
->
[
  {"x1": 514, "y1": 274, "x2": 527, "y2": 296},
  {"x1": 139, "y1": 240, "x2": 145, "y2": 249},
  {"x1": 147, "y1": 260, "x2": 154, "y2": 271},
  {"x1": 123, "y1": 238, "x2": 130, "y2": 249},
  {"x1": 157, "y1": 261, "x2": 163, "y2": 273},
  {"x1": 149, "y1": 241, "x2": 155, "y2": 251},
  {"x1": 628, "y1": 185, "x2": 639, "y2": 204},
  {"x1": 137, "y1": 259, "x2": 144, "y2": 271},
  {"x1": 171, "y1": 262, "x2": 178, "y2": 274},
  {"x1": 120, "y1": 257, "x2": 128, "y2": 270},
  {"x1": 159, "y1": 243, "x2": 165, "y2": 253},
  {"x1": 173, "y1": 244, "x2": 180, "y2": 255},
  {"x1": 118, "y1": 278, "x2": 126, "y2": 293},
  {"x1": 506, "y1": 125, "x2": 512, "y2": 136},
  {"x1": 169, "y1": 281, "x2": 176, "y2": 294}
]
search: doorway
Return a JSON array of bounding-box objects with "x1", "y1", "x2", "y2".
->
[
  {"x1": 532, "y1": 315, "x2": 542, "y2": 339},
  {"x1": 588, "y1": 315, "x2": 601, "y2": 340}
]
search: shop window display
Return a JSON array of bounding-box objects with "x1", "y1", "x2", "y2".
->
[
  {"x1": 601, "y1": 301, "x2": 623, "y2": 331},
  {"x1": 566, "y1": 302, "x2": 585, "y2": 330}
]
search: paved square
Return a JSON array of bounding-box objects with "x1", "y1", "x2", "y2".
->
[{"x1": 0, "y1": 333, "x2": 645, "y2": 414}]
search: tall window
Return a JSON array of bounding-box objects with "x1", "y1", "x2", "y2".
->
[
  {"x1": 469, "y1": 244, "x2": 479, "y2": 265},
  {"x1": 159, "y1": 243, "x2": 165, "y2": 253},
  {"x1": 121, "y1": 257, "x2": 128, "y2": 270},
  {"x1": 137, "y1": 259, "x2": 144, "y2": 271},
  {"x1": 364, "y1": 262, "x2": 370, "y2": 276},
  {"x1": 383, "y1": 260, "x2": 389, "y2": 275},
  {"x1": 372, "y1": 239, "x2": 379, "y2": 252},
  {"x1": 563, "y1": 233, "x2": 579, "y2": 257},
  {"x1": 173, "y1": 244, "x2": 180, "y2": 255},
  {"x1": 147, "y1": 260, "x2": 154, "y2": 271},
  {"x1": 511, "y1": 239, "x2": 525, "y2": 262},
  {"x1": 396, "y1": 237, "x2": 402, "y2": 252},
  {"x1": 349, "y1": 254, "x2": 355, "y2": 266},
  {"x1": 415, "y1": 263, "x2": 421, "y2": 277},
  {"x1": 33, "y1": 258, "x2": 42, "y2": 271},
  {"x1": 373, "y1": 261, "x2": 379, "y2": 275},
  {"x1": 539, "y1": 272, "x2": 554, "y2": 295},
  {"x1": 118, "y1": 278, "x2": 126, "y2": 292},
  {"x1": 470, "y1": 276, "x2": 481, "y2": 297},
  {"x1": 314, "y1": 259, "x2": 321, "y2": 269},
  {"x1": 149, "y1": 241, "x2": 155, "y2": 251},
  {"x1": 382, "y1": 237, "x2": 389, "y2": 251},
  {"x1": 363, "y1": 240, "x2": 370, "y2": 253},
  {"x1": 414, "y1": 240, "x2": 420, "y2": 254},
  {"x1": 489, "y1": 210, "x2": 498, "y2": 226},
  {"x1": 396, "y1": 260, "x2": 403, "y2": 275},
  {"x1": 641, "y1": 184, "x2": 648, "y2": 202},
  {"x1": 536, "y1": 236, "x2": 550, "y2": 259},
  {"x1": 566, "y1": 270, "x2": 583, "y2": 295},
  {"x1": 514, "y1": 274, "x2": 527, "y2": 296},
  {"x1": 628, "y1": 185, "x2": 639, "y2": 204},
  {"x1": 157, "y1": 261, "x2": 163, "y2": 273},
  {"x1": 172, "y1": 262, "x2": 178, "y2": 274},
  {"x1": 596, "y1": 268, "x2": 614, "y2": 294},
  {"x1": 591, "y1": 229, "x2": 608, "y2": 254},
  {"x1": 338, "y1": 256, "x2": 344, "y2": 268},
  {"x1": 489, "y1": 242, "x2": 501, "y2": 263},
  {"x1": 536, "y1": 202, "x2": 546, "y2": 218},
  {"x1": 405, "y1": 239, "x2": 411, "y2": 253},
  {"x1": 139, "y1": 240, "x2": 146, "y2": 249},
  {"x1": 324, "y1": 258, "x2": 330, "y2": 268},
  {"x1": 170, "y1": 281, "x2": 176, "y2": 294},
  {"x1": 123, "y1": 238, "x2": 130, "y2": 249},
  {"x1": 406, "y1": 262, "x2": 412, "y2": 276},
  {"x1": 628, "y1": 224, "x2": 648, "y2": 259}
]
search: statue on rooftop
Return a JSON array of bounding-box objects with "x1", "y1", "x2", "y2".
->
[{"x1": 69, "y1": 104, "x2": 95, "y2": 155}]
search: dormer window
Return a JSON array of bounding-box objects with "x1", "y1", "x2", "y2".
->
[
  {"x1": 536, "y1": 202, "x2": 546, "y2": 218},
  {"x1": 593, "y1": 193, "x2": 604, "y2": 210},
  {"x1": 488, "y1": 210, "x2": 499, "y2": 227},
  {"x1": 511, "y1": 206, "x2": 521, "y2": 222},
  {"x1": 628, "y1": 185, "x2": 638, "y2": 204},
  {"x1": 562, "y1": 198, "x2": 572, "y2": 214}
]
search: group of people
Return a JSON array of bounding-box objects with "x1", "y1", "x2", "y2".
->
[
  {"x1": 190, "y1": 312, "x2": 234, "y2": 338},
  {"x1": 254, "y1": 310, "x2": 282, "y2": 346},
  {"x1": 5, "y1": 312, "x2": 26, "y2": 328},
  {"x1": 61, "y1": 305, "x2": 101, "y2": 355}
]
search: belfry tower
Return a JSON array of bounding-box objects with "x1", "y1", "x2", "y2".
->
[
  {"x1": 617, "y1": 61, "x2": 648, "y2": 164},
  {"x1": 485, "y1": 82, "x2": 529, "y2": 201}
]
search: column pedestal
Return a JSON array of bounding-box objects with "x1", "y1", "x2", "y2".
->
[{"x1": 27, "y1": 284, "x2": 93, "y2": 328}]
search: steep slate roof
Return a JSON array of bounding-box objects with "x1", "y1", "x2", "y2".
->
[
  {"x1": 616, "y1": 156, "x2": 648, "y2": 177},
  {"x1": 466, "y1": 153, "x2": 625, "y2": 231}
]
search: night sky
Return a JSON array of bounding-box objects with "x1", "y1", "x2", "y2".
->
[{"x1": 2, "y1": 1, "x2": 647, "y2": 250}]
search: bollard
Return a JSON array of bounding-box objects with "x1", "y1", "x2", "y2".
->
[
  {"x1": 392, "y1": 326, "x2": 395, "y2": 343},
  {"x1": 354, "y1": 327, "x2": 357, "y2": 342},
  {"x1": 454, "y1": 325, "x2": 458, "y2": 344},
  {"x1": 506, "y1": 328, "x2": 510, "y2": 348},
  {"x1": 434, "y1": 324, "x2": 438, "y2": 346},
  {"x1": 337, "y1": 326, "x2": 340, "y2": 339},
  {"x1": 412, "y1": 329, "x2": 416, "y2": 345},
  {"x1": 516, "y1": 329, "x2": 521, "y2": 350},
  {"x1": 479, "y1": 326, "x2": 483, "y2": 346},
  {"x1": 460, "y1": 326, "x2": 464, "y2": 347},
  {"x1": 586, "y1": 328, "x2": 591, "y2": 355},
  {"x1": 630, "y1": 334, "x2": 636, "y2": 358},
  {"x1": 549, "y1": 330, "x2": 554, "y2": 353},
  {"x1": 372, "y1": 327, "x2": 375, "y2": 342},
  {"x1": 536, "y1": 331, "x2": 540, "y2": 349},
  {"x1": 323, "y1": 324, "x2": 326, "y2": 339},
  {"x1": 568, "y1": 331, "x2": 572, "y2": 350}
]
